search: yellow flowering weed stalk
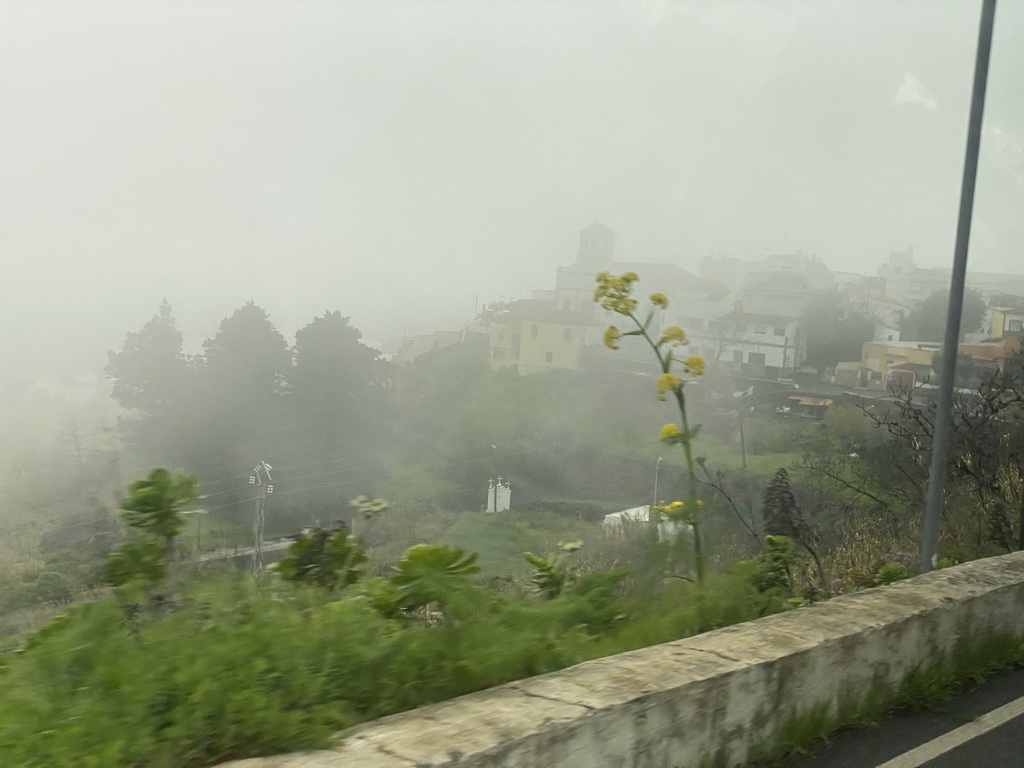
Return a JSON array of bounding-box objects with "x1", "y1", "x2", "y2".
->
[{"x1": 594, "y1": 271, "x2": 708, "y2": 581}]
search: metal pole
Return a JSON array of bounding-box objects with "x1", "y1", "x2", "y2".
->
[
  {"x1": 921, "y1": 0, "x2": 997, "y2": 572},
  {"x1": 653, "y1": 456, "x2": 662, "y2": 507},
  {"x1": 739, "y1": 396, "x2": 748, "y2": 470}
]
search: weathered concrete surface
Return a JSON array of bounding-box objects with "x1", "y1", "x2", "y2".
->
[{"x1": 220, "y1": 551, "x2": 1024, "y2": 768}]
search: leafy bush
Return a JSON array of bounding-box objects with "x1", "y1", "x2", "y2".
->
[
  {"x1": 106, "y1": 539, "x2": 165, "y2": 586},
  {"x1": 750, "y1": 536, "x2": 799, "y2": 593},
  {"x1": 1, "y1": 572, "x2": 73, "y2": 611},
  {"x1": 391, "y1": 544, "x2": 480, "y2": 612},
  {"x1": 874, "y1": 561, "x2": 910, "y2": 586},
  {"x1": 277, "y1": 528, "x2": 366, "y2": 590},
  {"x1": 0, "y1": 538, "x2": 795, "y2": 767}
]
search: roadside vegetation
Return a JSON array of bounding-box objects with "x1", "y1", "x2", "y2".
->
[{"x1": 3, "y1": 272, "x2": 1024, "y2": 764}]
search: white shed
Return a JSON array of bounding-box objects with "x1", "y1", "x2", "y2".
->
[{"x1": 603, "y1": 505, "x2": 690, "y2": 541}]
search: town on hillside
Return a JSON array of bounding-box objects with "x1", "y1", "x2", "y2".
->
[{"x1": 396, "y1": 223, "x2": 1024, "y2": 412}]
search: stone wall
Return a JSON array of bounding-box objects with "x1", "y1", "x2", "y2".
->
[{"x1": 222, "y1": 551, "x2": 1024, "y2": 768}]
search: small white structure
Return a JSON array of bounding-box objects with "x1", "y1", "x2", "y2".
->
[
  {"x1": 485, "y1": 477, "x2": 512, "y2": 513},
  {"x1": 602, "y1": 505, "x2": 690, "y2": 541}
]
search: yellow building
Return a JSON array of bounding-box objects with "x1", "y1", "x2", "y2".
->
[
  {"x1": 989, "y1": 307, "x2": 1024, "y2": 340},
  {"x1": 841, "y1": 341, "x2": 938, "y2": 390},
  {"x1": 488, "y1": 304, "x2": 592, "y2": 375}
]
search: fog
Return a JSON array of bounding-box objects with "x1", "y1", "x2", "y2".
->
[
  {"x1": 3, "y1": 0, "x2": 1023, "y2": 374},
  {"x1": 8, "y1": 5, "x2": 1024, "y2": 753}
]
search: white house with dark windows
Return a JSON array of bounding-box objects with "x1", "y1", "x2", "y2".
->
[{"x1": 704, "y1": 309, "x2": 804, "y2": 379}]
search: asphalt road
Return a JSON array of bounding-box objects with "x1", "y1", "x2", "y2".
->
[{"x1": 783, "y1": 666, "x2": 1024, "y2": 768}]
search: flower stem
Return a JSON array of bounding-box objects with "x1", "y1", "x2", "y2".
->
[{"x1": 627, "y1": 312, "x2": 705, "y2": 582}]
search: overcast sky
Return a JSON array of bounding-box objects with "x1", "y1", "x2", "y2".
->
[{"x1": 2, "y1": 0, "x2": 1022, "y2": 373}]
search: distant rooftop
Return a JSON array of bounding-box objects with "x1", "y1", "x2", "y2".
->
[
  {"x1": 719, "y1": 310, "x2": 797, "y2": 326},
  {"x1": 611, "y1": 261, "x2": 726, "y2": 296}
]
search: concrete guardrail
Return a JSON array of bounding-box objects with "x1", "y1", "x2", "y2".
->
[{"x1": 222, "y1": 551, "x2": 1024, "y2": 768}]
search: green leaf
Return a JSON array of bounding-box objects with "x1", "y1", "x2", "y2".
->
[{"x1": 390, "y1": 545, "x2": 481, "y2": 610}]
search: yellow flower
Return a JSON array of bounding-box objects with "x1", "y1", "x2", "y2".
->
[
  {"x1": 683, "y1": 355, "x2": 706, "y2": 376},
  {"x1": 593, "y1": 271, "x2": 640, "y2": 315},
  {"x1": 603, "y1": 325, "x2": 621, "y2": 350},
  {"x1": 656, "y1": 372, "x2": 683, "y2": 399},
  {"x1": 659, "y1": 423, "x2": 682, "y2": 441},
  {"x1": 667, "y1": 501, "x2": 684, "y2": 511},
  {"x1": 662, "y1": 326, "x2": 686, "y2": 345},
  {"x1": 611, "y1": 297, "x2": 638, "y2": 315},
  {"x1": 649, "y1": 292, "x2": 669, "y2": 309},
  {"x1": 696, "y1": 500, "x2": 704, "y2": 507}
]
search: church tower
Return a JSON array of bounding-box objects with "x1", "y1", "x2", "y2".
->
[{"x1": 576, "y1": 223, "x2": 616, "y2": 269}]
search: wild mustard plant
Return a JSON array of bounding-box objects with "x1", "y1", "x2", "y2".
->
[{"x1": 593, "y1": 271, "x2": 707, "y2": 580}]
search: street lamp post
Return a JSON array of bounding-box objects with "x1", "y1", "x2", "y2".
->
[
  {"x1": 653, "y1": 456, "x2": 663, "y2": 508},
  {"x1": 921, "y1": 0, "x2": 997, "y2": 573}
]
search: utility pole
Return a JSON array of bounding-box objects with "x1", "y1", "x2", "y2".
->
[
  {"x1": 734, "y1": 387, "x2": 752, "y2": 470},
  {"x1": 739, "y1": 399, "x2": 747, "y2": 470},
  {"x1": 921, "y1": 0, "x2": 996, "y2": 573},
  {"x1": 249, "y1": 460, "x2": 274, "y2": 573}
]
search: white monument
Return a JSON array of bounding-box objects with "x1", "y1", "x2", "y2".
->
[{"x1": 485, "y1": 477, "x2": 512, "y2": 513}]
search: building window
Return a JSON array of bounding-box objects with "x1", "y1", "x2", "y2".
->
[
  {"x1": 545, "y1": 351, "x2": 553, "y2": 363},
  {"x1": 774, "y1": 327, "x2": 786, "y2": 336},
  {"x1": 531, "y1": 324, "x2": 539, "y2": 339},
  {"x1": 564, "y1": 327, "x2": 572, "y2": 341},
  {"x1": 733, "y1": 350, "x2": 744, "y2": 363},
  {"x1": 1010, "y1": 319, "x2": 1022, "y2": 332},
  {"x1": 754, "y1": 325, "x2": 766, "y2": 335}
]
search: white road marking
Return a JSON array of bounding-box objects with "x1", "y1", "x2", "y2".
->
[{"x1": 876, "y1": 694, "x2": 1024, "y2": 768}]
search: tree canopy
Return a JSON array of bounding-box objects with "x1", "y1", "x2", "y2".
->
[
  {"x1": 800, "y1": 297, "x2": 877, "y2": 373},
  {"x1": 901, "y1": 288, "x2": 986, "y2": 342},
  {"x1": 106, "y1": 300, "x2": 190, "y2": 414}
]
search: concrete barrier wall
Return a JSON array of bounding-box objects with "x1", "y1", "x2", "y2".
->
[{"x1": 223, "y1": 551, "x2": 1024, "y2": 768}]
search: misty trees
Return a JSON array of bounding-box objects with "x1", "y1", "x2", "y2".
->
[
  {"x1": 200, "y1": 301, "x2": 292, "y2": 465},
  {"x1": 105, "y1": 299, "x2": 397, "y2": 534},
  {"x1": 107, "y1": 300, "x2": 190, "y2": 413},
  {"x1": 288, "y1": 311, "x2": 386, "y2": 457},
  {"x1": 901, "y1": 288, "x2": 986, "y2": 342},
  {"x1": 106, "y1": 301, "x2": 196, "y2": 464},
  {"x1": 800, "y1": 298, "x2": 876, "y2": 374},
  {"x1": 107, "y1": 300, "x2": 293, "y2": 471}
]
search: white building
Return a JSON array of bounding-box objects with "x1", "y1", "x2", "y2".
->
[
  {"x1": 602, "y1": 505, "x2": 689, "y2": 541},
  {"x1": 699, "y1": 309, "x2": 803, "y2": 378},
  {"x1": 485, "y1": 478, "x2": 511, "y2": 513}
]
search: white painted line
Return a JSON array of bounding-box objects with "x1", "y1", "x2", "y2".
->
[{"x1": 877, "y1": 694, "x2": 1024, "y2": 768}]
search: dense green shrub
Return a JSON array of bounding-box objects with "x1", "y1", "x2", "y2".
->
[{"x1": 0, "y1": 547, "x2": 790, "y2": 767}]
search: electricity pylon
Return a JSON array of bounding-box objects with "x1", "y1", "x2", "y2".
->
[{"x1": 249, "y1": 460, "x2": 274, "y2": 573}]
